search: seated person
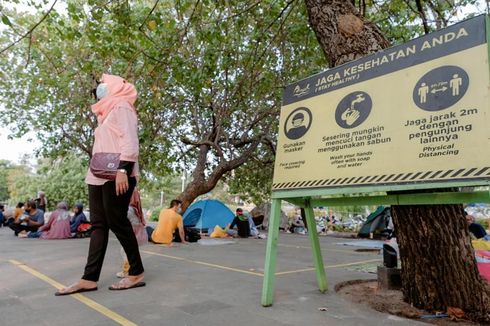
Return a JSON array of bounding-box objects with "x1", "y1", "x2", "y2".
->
[
  {"x1": 148, "y1": 199, "x2": 187, "y2": 245},
  {"x1": 227, "y1": 208, "x2": 250, "y2": 238},
  {"x1": 23, "y1": 202, "x2": 71, "y2": 239},
  {"x1": 466, "y1": 214, "x2": 487, "y2": 239},
  {"x1": 0, "y1": 205, "x2": 4, "y2": 227},
  {"x1": 35, "y1": 191, "x2": 47, "y2": 212},
  {"x1": 288, "y1": 212, "x2": 306, "y2": 234},
  {"x1": 2, "y1": 207, "x2": 14, "y2": 227},
  {"x1": 70, "y1": 203, "x2": 87, "y2": 234},
  {"x1": 9, "y1": 200, "x2": 44, "y2": 236},
  {"x1": 6, "y1": 202, "x2": 24, "y2": 226}
]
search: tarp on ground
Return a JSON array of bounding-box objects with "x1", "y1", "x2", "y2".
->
[{"x1": 183, "y1": 199, "x2": 234, "y2": 230}]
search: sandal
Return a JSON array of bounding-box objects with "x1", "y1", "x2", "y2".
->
[
  {"x1": 108, "y1": 277, "x2": 146, "y2": 291},
  {"x1": 55, "y1": 285, "x2": 98, "y2": 296}
]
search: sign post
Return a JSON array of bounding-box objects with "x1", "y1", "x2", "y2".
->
[{"x1": 262, "y1": 15, "x2": 490, "y2": 307}]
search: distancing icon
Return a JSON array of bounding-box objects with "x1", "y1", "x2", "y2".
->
[{"x1": 413, "y1": 65, "x2": 469, "y2": 111}]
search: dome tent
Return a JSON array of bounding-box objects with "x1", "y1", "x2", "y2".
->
[{"x1": 183, "y1": 199, "x2": 235, "y2": 231}]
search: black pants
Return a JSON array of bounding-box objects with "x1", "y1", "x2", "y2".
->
[
  {"x1": 145, "y1": 226, "x2": 154, "y2": 242},
  {"x1": 9, "y1": 223, "x2": 38, "y2": 235},
  {"x1": 83, "y1": 178, "x2": 144, "y2": 282}
]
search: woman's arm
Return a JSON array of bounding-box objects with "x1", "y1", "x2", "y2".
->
[{"x1": 114, "y1": 104, "x2": 139, "y2": 163}]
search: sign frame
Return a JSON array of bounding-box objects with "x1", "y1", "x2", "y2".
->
[
  {"x1": 272, "y1": 14, "x2": 490, "y2": 195},
  {"x1": 261, "y1": 15, "x2": 490, "y2": 307}
]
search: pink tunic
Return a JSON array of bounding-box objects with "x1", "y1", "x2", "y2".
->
[
  {"x1": 85, "y1": 102, "x2": 140, "y2": 186},
  {"x1": 40, "y1": 210, "x2": 72, "y2": 239}
]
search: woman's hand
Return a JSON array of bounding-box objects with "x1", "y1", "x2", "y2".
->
[{"x1": 115, "y1": 171, "x2": 129, "y2": 196}]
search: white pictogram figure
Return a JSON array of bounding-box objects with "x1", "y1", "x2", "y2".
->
[
  {"x1": 341, "y1": 94, "x2": 364, "y2": 126},
  {"x1": 418, "y1": 82, "x2": 429, "y2": 103},
  {"x1": 450, "y1": 74, "x2": 462, "y2": 96}
]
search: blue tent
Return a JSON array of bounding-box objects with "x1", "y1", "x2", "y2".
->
[{"x1": 183, "y1": 199, "x2": 235, "y2": 230}]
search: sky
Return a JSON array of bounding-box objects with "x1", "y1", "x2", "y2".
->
[
  {"x1": 0, "y1": 127, "x2": 39, "y2": 164},
  {"x1": 0, "y1": 0, "x2": 487, "y2": 164}
]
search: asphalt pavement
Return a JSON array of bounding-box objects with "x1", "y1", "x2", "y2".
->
[{"x1": 0, "y1": 227, "x2": 424, "y2": 326}]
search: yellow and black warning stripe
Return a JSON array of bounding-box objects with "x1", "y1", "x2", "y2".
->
[{"x1": 272, "y1": 166, "x2": 490, "y2": 190}]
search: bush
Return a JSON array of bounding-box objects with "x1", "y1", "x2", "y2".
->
[{"x1": 149, "y1": 207, "x2": 163, "y2": 222}]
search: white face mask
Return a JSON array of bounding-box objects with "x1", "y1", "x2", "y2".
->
[
  {"x1": 96, "y1": 83, "x2": 108, "y2": 99},
  {"x1": 177, "y1": 208, "x2": 182, "y2": 214}
]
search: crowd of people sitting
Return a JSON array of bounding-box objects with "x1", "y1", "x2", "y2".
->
[
  {"x1": 1, "y1": 191, "x2": 264, "y2": 246},
  {"x1": 1, "y1": 199, "x2": 90, "y2": 239}
]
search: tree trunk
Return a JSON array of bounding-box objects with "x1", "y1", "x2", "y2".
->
[
  {"x1": 304, "y1": 0, "x2": 490, "y2": 320},
  {"x1": 178, "y1": 178, "x2": 207, "y2": 213},
  {"x1": 392, "y1": 202, "x2": 490, "y2": 320},
  {"x1": 304, "y1": 0, "x2": 389, "y2": 66},
  {"x1": 177, "y1": 142, "x2": 259, "y2": 213},
  {"x1": 177, "y1": 144, "x2": 212, "y2": 212}
]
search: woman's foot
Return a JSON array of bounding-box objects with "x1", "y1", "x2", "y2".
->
[
  {"x1": 55, "y1": 279, "x2": 98, "y2": 296},
  {"x1": 18, "y1": 231, "x2": 28, "y2": 238},
  {"x1": 109, "y1": 273, "x2": 145, "y2": 290}
]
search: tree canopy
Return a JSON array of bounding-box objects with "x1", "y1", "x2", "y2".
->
[
  {"x1": 0, "y1": 0, "x2": 485, "y2": 205},
  {"x1": 0, "y1": 0, "x2": 326, "y2": 206}
]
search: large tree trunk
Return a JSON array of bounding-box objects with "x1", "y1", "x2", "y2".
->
[
  {"x1": 177, "y1": 144, "x2": 213, "y2": 212},
  {"x1": 304, "y1": 0, "x2": 490, "y2": 321},
  {"x1": 304, "y1": 0, "x2": 389, "y2": 66},
  {"x1": 177, "y1": 142, "x2": 259, "y2": 213},
  {"x1": 392, "y1": 201, "x2": 490, "y2": 320}
]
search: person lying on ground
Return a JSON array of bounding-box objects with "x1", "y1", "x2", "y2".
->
[
  {"x1": 118, "y1": 189, "x2": 147, "y2": 278},
  {"x1": 227, "y1": 208, "x2": 250, "y2": 238},
  {"x1": 9, "y1": 200, "x2": 44, "y2": 236},
  {"x1": 21, "y1": 202, "x2": 71, "y2": 239},
  {"x1": 466, "y1": 214, "x2": 488, "y2": 240},
  {"x1": 70, "y1": 203, "x2": 87, "y2": 234},
  {"x1": 147, "y1": 199, "x2": 187, "y2": 246}
]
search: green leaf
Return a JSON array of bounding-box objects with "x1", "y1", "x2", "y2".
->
[{"x1": 1, "y1": 15, "x2": 13, "y2": 27}]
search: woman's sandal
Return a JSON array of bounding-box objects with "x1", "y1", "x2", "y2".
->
[
  {"x1": 108, "y1": 278, "x2": 146, "y2": 291},
  {"x1": 55, "y1": 286, "x2": 98, "y2": 296}
]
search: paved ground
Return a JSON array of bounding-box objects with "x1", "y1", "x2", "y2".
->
[{"x1": 0, "y1": 227, "x2": 424, "y2": 326}]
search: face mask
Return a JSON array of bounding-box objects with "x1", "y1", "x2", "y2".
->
[
  {"x1": 177, "y1": 208, "x2": 182, "y2": 214},
  {"x1": 96, "y1": 83, "x2": 108, "y2": 99}
]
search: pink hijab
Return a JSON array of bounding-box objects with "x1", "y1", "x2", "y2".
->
[{"x1": 91, "y1": 74, "x2": 138, "y2": 124}]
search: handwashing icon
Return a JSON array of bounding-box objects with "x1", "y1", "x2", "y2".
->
[{"x1": 341, "y1": 93, "x2": 365, "y2": 126}]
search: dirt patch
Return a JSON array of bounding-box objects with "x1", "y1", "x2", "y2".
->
[
  {"x1": 336, "y1": 280, "x2": 477, "y2": 325},
  {"x1": 354, "y1": 248, "x2": 381, "y2": 253}
]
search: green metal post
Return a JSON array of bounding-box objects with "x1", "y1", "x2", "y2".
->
[
  {"x1": 304, "y1": 199, "x2": 328, "y2": 292},
  {"x1": 261, "y1": 198, "x2": 282, "y2": 306}
]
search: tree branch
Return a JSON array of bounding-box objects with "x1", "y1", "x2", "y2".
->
[
  {"x1": 138, "y1": 0, "x2": 160, "y2": 30},
  {"x1": 0, "y1": 0, "x2": 58, "y2": 55},
  {"x1": 415, "y1": 0, "x2": 430, "y2": 34}
]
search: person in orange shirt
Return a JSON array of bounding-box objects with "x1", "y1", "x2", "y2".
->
[
  {"x1": 11, "y1": 202, "x2": 24, "y2": 225},
  {"x1": 150, "y1": 199, "x2": 187, "y2": 245}
]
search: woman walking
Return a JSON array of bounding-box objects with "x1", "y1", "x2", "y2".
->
[{"x1": 56, "y1": 74, "x2": 145, "y2": 295}]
